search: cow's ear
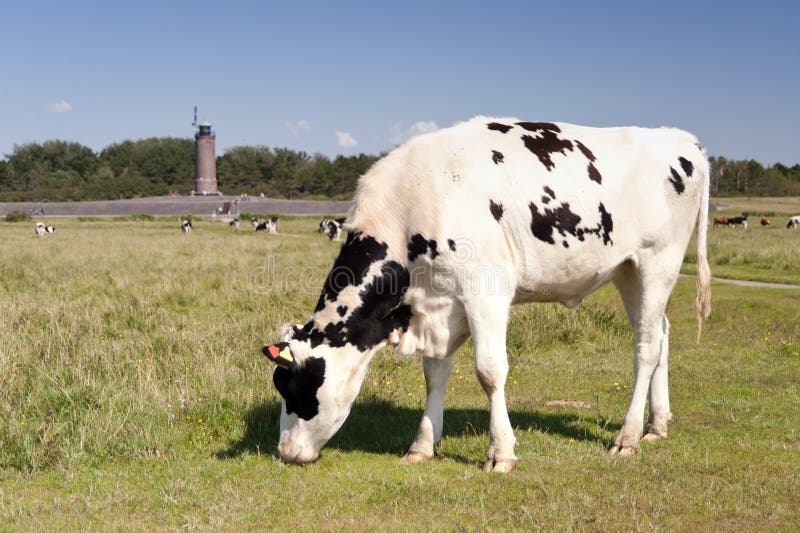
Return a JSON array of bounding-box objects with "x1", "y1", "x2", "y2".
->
[
  {"x1": 279, "y1": 323, "x2": 303, "y2": 342},
  {"x1": 262, "y1": 342, "x2": 296, "y2": 370}
]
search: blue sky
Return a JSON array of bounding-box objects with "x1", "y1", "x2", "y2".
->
[{"x1": 1, "y1": 1, "x2": 798, "y2": 163}]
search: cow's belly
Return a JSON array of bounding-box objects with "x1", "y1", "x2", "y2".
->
[{"x1": 513, "y1": 242, "x2": 634, "y2": 307}]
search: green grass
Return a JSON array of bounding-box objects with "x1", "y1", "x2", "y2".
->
[{"x1": 1, "y1": 215, "x2": 799, "y2": 530}]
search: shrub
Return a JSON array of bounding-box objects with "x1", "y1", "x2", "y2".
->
[{"x1": 4, "y1": 211, "x2": 31, "y2": 222}]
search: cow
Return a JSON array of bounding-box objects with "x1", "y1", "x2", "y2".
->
[
  {"x1": 727, "y1": 215, "x2": 748, "y2": 228},
  {"x1": 788, "y1": 216, "x2": 800, "y2": 229},
  {"x1": 319, "y1": 217, "x2": 345, "y2": 241},
  {"x1": 230, "y1": 218, "x2": 240, "y2": 230},
  {"x1": 760, "y1": 217, "x2": 770, "y2": 226},
  {"x1": 712, "y1": 216, "x2": 728, "y2": 228},
  {"x1": 255, "y1": 217, "x2": 279, "y2": 233},
  {"x1": 181, "y1": 220, "x2": 192, "y2": 234},
  {"x1": 260, "y1": 116, "x2": 711, "y2": 472},
  {"x1": 34, "y1": 222, "x2": 55, "y2": 236}
]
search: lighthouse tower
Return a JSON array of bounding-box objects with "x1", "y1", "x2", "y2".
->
[{"x1": 193, "y1": 108, "x2": 218, "y2": 195}]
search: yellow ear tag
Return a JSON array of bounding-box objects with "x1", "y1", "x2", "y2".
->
[{"x1": 277, "y1": 346, "x2": 294, "y2": 368}]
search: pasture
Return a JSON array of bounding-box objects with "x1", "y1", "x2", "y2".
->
[{"x1": 1, "y1": 214, "x2": 798, "y2": 530}]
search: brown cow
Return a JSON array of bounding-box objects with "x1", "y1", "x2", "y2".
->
[
  {"x1": 713, "y1": 216, "x2": 728, "y2": 228},
  {"x1": 761, "y1": 217, "x2": 770, "y2": 226}
]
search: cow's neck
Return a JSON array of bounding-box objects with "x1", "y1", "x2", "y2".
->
[{"x1": 298, "y1": 231, "x2": 412, "y2": 352}]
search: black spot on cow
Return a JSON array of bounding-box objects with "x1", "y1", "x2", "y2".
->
[
  {"x1": 492, "y1": 150, "x2": 504, "y2": 164},
  {"x1": 337, "y1": 305, "x2": 347, "y2": 317},
  {"x1": 521, "y1": 131, "x2": 574, "y2": 171},
  {"x1": 598, "y1": 203, "x2": 613, "y2": 245},
  {"x1": 529, "y1": 200, "x2": 614, "y2": 247},
  {"x1": 489, "y1": 200, "x2": 504, "y2": 222},
  {"x1": 408, "y1": 234, "x2": 440, "y2": 262},
  {"x1": 487, "y1": 122, "x2": 513, "y2": 133},
  {"x1": 314, "y1": 232, "x2": 388, "y2": 313},
  {"x1": 448, "y1": 239, "x2": 456, "y2": 252},
  {"x1": 678, "y1": 156, "x2": 694, "y2": 177},
  {"x1": 541, "y1": 195, "x2": 551, "y2": 204},
  {"x1": 668, "y1": 166, "x2": 685, "y2": 194},
  {"x1": 574, "y1": 140, "x2": 596, "y2": 162},
  {"x1": 588, "y1": 162, "x2": 602, "y2": 184},
  {"x1": 273, "y1": 356, "x2": 326, "y2": 420},
  {"x1": 543, "y1": 186, "x2": 556, "y2": 199},
  {"x1": 529, "y1": 202, "x2": 582, "y2": 245},
  {"x1": 516, "y1": 121, "x2": 561, "y2": 133}
]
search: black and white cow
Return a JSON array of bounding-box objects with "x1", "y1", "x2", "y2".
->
[
  {"x1": 181, "y1": 220, "x2": 192, "y2": 234},
  {"x1": 726, "y1": 215, "x2": 748, "y2": 228},
  {"x1": 319, "y1": 217, "x2": 346, "y2": 241},
  {"x1": 260, "y1": 116, "x2": 712, "y2": 472},
  {"x1": 254, "y1": 217, "x2": 279, "y2": 233},
  {"x1": 787, "y1": 216, "x2": 800, "y2": 229},
  {"x1": 34, "y1": 222, "x2": 55, "y2": 236}
]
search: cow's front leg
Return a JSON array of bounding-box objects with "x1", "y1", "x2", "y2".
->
[
  {"x1": 401, "y1": 356, "x2": 452, "y2": 464},
  {"x1": 468, "y1": 301, "x2": 517, "y2": 473}
]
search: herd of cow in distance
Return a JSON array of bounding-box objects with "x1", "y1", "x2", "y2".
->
[{"x1": 30, "y1": 213, "x2": 800, "y2": 237}]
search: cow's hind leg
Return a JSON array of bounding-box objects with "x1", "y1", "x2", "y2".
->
[
  {"x1": 610, "y1": 259, "x2": 678, "y2": 456},
  {"x1": 466, "y1": 298, "x2": 516, "y2": 473},
  {"x1": 642, "y1": 315, "x2": 672, "y2": 442},
  {"x1": 401, "y1": 356, "x2": 452, "y2": 464}
]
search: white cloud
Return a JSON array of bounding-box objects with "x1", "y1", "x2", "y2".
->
[
  {"x1": 285, "y1": 119, "x2": 312, "y2": 137},
  {"x1": 336, "y1": 130, "x2": 358, "y2": 148},
  {"x1": 389, "y1": 120, "x2": 439, "y2": 145},
  {"x1": 48, "y1": 100, "x2": 73, "y2": 113}
]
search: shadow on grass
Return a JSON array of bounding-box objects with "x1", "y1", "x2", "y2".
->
[{"x1": 217, "y1": 397, "x2": 619, "y2": 463}]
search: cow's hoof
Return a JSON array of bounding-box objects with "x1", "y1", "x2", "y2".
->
[
  {"x1": 399, "y1": 452, "x2": 433, "y2": 464},
  {"x1": 608, "y1": 445, "x2": 638, "y2": 456},
  {"x1": 641, "y1": 429, "x2": 668, "y2": 442},
  {"x1": 481, "y1": 457, "x2": 517, "y2": 473}
]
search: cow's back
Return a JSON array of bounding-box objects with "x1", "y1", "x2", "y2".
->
[{"x1": 348, "y1": 116, "x2": 707, "y2": 303}]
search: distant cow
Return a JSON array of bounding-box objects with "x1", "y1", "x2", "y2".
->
[
  {"x1": 319, "y1": 217, "x2": 346, "y2": 241},
  {"x1": 727, "y1": 215, "x2": 748, "y2": 228},
  {"x1": 254, "y1": 217, "x2": 279, "y2": 233},
  {"x1": 34, "y1": 222, "x2": 54, "y2": 236},
  {"x1": 230, "y1": 218, "x2": 240, "y2": 230},
  {"x1": 788, "y1": 216, "x2": 800, "y2": 229},
  {"x1": 713, "y1": 216, "x2": 728, "y2": 228},
  {"x1": 181, "y1": 220, "x2": 192, "y2": 234},
  {"x1": 760, "y1": 217, "x2": 770, "y2": 226}
]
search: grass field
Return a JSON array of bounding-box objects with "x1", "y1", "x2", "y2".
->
[{"x1": 1, "y1": 212, "x2": 799, "y2": 530}]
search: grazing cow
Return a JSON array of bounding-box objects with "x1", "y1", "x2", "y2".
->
[
  {"x1": 255, "y1": 216, "x2": 279, "y2": 233},
  {"x1": 319, "y1": 217, "x2": 346, "y2": 241},
  {"x1": 260, "y1": 117, "x2": 711, "y2": 471},
  {"x1": 34, "y1": 222, "x2": 54, "y2": 236},
  {"x1": 788, "y1": 216, "x2": 800, "y2": 229},
  {"x1": 727, "y1": 215, "x2": 748, "y2": 228},
  {"x1": 760, "y1": 217, "x2": 770, "y2": 226},
  {"x1": 181, "y1": 220, "x2": 192, "y2": 234},
  {"x1": 230, "y1": 218, "x2": 240, "y2": 230},
  {"x1": 712, "y1": 216, "x2": 728, "y2": 228}
]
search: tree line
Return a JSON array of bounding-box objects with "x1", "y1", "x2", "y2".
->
[{"x1": 0, "y1": 138, "x2": 798, "y2": 201}]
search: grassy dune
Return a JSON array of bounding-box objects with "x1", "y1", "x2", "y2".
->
[{"x1": 1, "y1": 215, "x2": 799, "y2": 530}]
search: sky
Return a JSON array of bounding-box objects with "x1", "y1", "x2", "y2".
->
[{"x1": 1, "y1": 1, "x2": 798, "y2": 164}]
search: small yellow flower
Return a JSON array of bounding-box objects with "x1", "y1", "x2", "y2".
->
[{"x1": 407, "y1": 392, "x2": 412, "y2": 397}]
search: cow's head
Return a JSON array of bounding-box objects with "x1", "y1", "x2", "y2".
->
[{"x1": 262, "y1": 232, "x2": 412, "y2": 464}]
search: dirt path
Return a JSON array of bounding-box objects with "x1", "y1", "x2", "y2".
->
[
  {"x1": 0, "y1": 196, "x2": 352, "y2": 217},
  {"x1": 680, "y1": 274, "x2": 799, "y2": 289}
]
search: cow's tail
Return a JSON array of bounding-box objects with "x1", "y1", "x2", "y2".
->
[{"x1": 695, "y1": 152, "x2": 712, "y2": 342}]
